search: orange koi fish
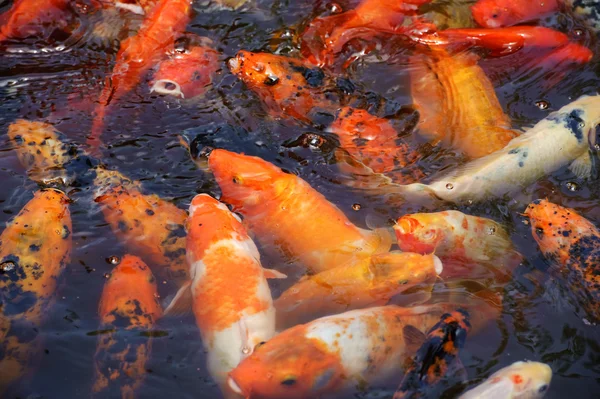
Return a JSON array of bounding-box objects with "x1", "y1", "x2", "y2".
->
[
  {"x1": 524, "y1": 199, "x2": 600, "y2": 320},
  {"x1": 8, "y1": 119, "x2": 76, "y2": 185},
  {"x1": 207, "y1": 149, "x2": 393, "y2": 274},
  {"x1": 228, "y1": 305, "x2": 446, "y2": 399},
  {"x1": 88, "y1": 0, "x2": 192, "y2": 153},
  {"x1": 228, "y1": 50, "x2": 332, "y2": 122},
  {"x1": 92, "y1": 254, "x2": 162, "y2": 398},
  {"x1": 0, "y1": 189, "x2": 72, "y2": 392},
  {"x1": 329, "y1": 107, "x2": 425, "y2": 182},
  {"x1": 459, "y1": 361, "x2": 552, "y2": 399},
  {"x1": 0, "y1": 0, "x2": 72, "y2": 43},
  {"x1": 395, "y1": 210, "x2": 521, "y2": 280},
  {"x1": 410, "y1": 50, "x2": 517, "y2": 159},
  {"x1": 275, "y1": 252, "x2": 442, "y2": 329},
  {"x1": 301, "y1": 0, "x2": 432, "y2": 66},
  {"x1": 150, "y1": 36, "x2": 220, "y2": 99},
  {"x1": 471, "y1": 0, "x2": 560, "y2": 28},
  {"x1": 93, "y1": 168, "x2": 188, "y2": 283},
  {"x1": 170, "y1": 194, "x2": 283, "y2": 397},
  {"x1": 393, "y1": 309, "x2": 470, "y2": 399}
]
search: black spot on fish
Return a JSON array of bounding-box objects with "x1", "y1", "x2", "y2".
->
[
  {"x1": 550, "y1": 109, "x2": 585, "y2": 143},
  {"x1": 166, "y1": 224, "x2": 186, "y2": 239},
  {"x1": 29, "y1": 244, "x2": 41, "y2": 252},
  {"x1": 519, "y1": 161, "x2": 525, "y2": 167},
  {"x1": 289, "y1": 64, "x2": 325, "y2": 87},
  {"x1": 117, "y1": 220, "x2": 129, "y2": 232},
  {"x1": 508, "y1": 148, "x2": 521, "y2": 154},
  {"x1": 145, "y1": 209, "x2": 155, "y2": 216},
  {"x1": 563, "y1": 231, "x2": 571, "y2": 237},
  {"x1": 336, "y1": 77, "x2": 356, "y2": 95},
  {"x1": 163, "y1": 247, "x2": 186, "y2": 261}
]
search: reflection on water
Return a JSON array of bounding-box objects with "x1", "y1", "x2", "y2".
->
[{"x1": 1, "y1": 0, "x2": 600, "y2": 398}]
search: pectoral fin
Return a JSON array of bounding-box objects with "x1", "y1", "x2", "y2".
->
[
  {"x1": 403, "y1": 325, "x2": 427, "y2": 353},
  {"x1": 569, "y1": 151, "x2": 598, "y2": 180},
  {"x1": 264, "y1": 268, "x2": 287, "y2": 279},
  {"x1": 163, "y1": 280, "x2": 192, "y2": 317}
]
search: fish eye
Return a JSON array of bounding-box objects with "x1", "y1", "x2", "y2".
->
[
  {"x1": 232, "y1": 176, "x2": 241, "y2": 184},
  {"x1": 538, "y1": 384, "x2": 548, "y2": 393},
  {"x1": 264, "y1": 75, "x2": 280, "y2": 86},
  {"x1": 422, "y1": 230, "x2": 437, "y2": 241},
  {"x1": 281, "y1": 376, "x2": 297, "y2": 386},
  {"x1": 174, "y1": 37, "x2": 190, "y2": 53},
  {"x1": 535, "y1": 227, "x2": 544, "y2": 238}
]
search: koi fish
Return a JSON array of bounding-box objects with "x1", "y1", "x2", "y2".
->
[
  {"x1": 0, "y1": 189, "x2": 72, "y2": 392},
  {"x1": 524, "y1": 199, "x2": 600, "y2": 320},
  {"x1": 228, "y1": 305, "x2": 447, "y2": 399},
  {"x1": 399, "y1": 95, "x2": 600, "y2": 204},
  {"x1": 410, "y1": 50, "x2": 517, "y2": 159},
  {"x1": 168, "y1": 194, "x2": 283, "y2": 397},
  {"x1": 0, "y1": 0, "x2": 72, "y2": 43},
  {"x1": 92, "y1": 254, "x2": 162, "y2": 398},
  {"x1": 329, "y1": 107, "x2": 425, "y2": 183},
  {"x1": 471, "y1": 0, "x2": 560, "y2": 28},
  {"x1": 114, "y1": 0, "x2": 159, "y2": 15},
  {"x1": 88, "y1": 0, "x2": 192, "y2": 153},
  {"x1": 8, "y1": 119, "x2": 76, "y2": 186},
  {"x1": 227, "y1": 50, "x2": 332, "y2": 122},
  {"x1": 393, "y1": 309, "x2": 471, "y2": 399},
  {"x1": 150, "y1": 36, "x2": 220, "y2": 99},
  {"x1": 93, "y1": 168, "x2": 189, "y2": 283},
  {"x1": 207, "y1": 149, "x2": 393, "y2": 274},
  {"x1": 301, "y1": 0, "x2": 432, "y2": 66},
  {"x1": 394, "y1": 211, "x2": 521, "y2": 280},
  {"x1": 275, "y1": 252, "x2": 442, "y2": 329},
  {"x1": 459, "y1": 361, "x2": 552, "y2": 399}
]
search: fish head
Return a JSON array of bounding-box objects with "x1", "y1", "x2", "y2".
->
[
  {"x1": 493, "y1": 361, "x2": 552, "y2": 398},
  {"x1": 208, "y1": 149, "x2": 292, "y2": 210},
  {"x1": 228, "y1": 331, "x2": 343, "y2": 399},
  {"x1": 471, "y1": 0, "x2": 518, "y2": 28},
  {"x1": 394, "y1": 214, "x2": 445, "y2": 254}
]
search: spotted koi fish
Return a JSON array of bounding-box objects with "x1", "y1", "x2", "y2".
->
[
  {"x1": 206, "y1": 148, "x2": 393, "y2": 274},
  {"x1": 93, "y1": 168, "x2": 188, "y2": 283},
  {"x1": 168, "y1": 194, "x2": 283, "y2": 397},
  {"x1": 274, "y1": 251, "x2": 442, "y2": 329},
  {"x1": 92, "y1": 254, "x2": 162, "y2": 398},
  {"x1": 399, "y1": 95, "x2": 600, "y2": 204},
  {"x1": 393, "y1": 309, "x2": 471, "y2": 399},
  {"x1": 459, "y1": 361, "x2": 552, "y2": 398},
  {"x1": 524, "y1": 199, "x2": 600, "y2": 320},
  {"x1": 395, "y1": 210, "x2": 521, "y2": 280},
  {"x1": 228, "y1": 305, "x2": 447, "y2": 399},
  {"x1": 0, "y1": 189, "x2": 72, "y2": 392}
]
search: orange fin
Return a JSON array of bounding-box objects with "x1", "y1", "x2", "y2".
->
[
  {"x1": 264, "y1": 268, "x2": 287, "y2": 279},
  {"x1": 163, "y1": 280, "x2": 192, "y2": 317}
]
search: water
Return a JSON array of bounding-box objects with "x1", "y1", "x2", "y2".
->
[{"x1": 1, "y1": 0, "x2": 600, "y2": 398}]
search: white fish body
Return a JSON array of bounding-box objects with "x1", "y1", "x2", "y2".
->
[{"x1": 402, "y1": 95, "x2": 600, "y2": 204}]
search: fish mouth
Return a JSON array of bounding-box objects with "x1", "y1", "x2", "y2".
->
[
  {"x1": 151, "y1": 79, "x2": 185, "y2": 98},
  {"x1": 227, "y1": 376, "x2": 245, "y2": 396},
  {"x1": 228, "y1": 54, "x2": 243, "y2": 74}
]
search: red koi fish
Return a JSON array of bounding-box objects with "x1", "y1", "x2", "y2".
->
[
  {"x1": 92, "y1": 255, "x2": 162, "y2": 398},
  {"x1": 0, "y1": 189, "x2": 72, "y2": 392},
  {"x1": 301, "y1": 0, "x2": 432, "y2": 66},
  {"x1": 207, "y1": 149, "x2": 393, "y2": 274},
  {"x1": 169, "y1": 194, "x2": 283, "y2": 397},
  {"x1": 393, "y1": 310, "x2": 470, "y2": 399},
  {"x1": 524, "y1": 199, "x2": 600, "y2": 321},
  {"x1": 150, "y1": 36, "x2": 220, "y2": 99},
  {"x1": 0, "y1": 0, "x2": 72, "y2": 43},
  {"x1": 88, "y1": 0, "x2": 192, "y2": 154},
  {"x1": 471, "y1": 0, "x2": 560, "y2": 28},
  {"x1": 228, "y1": 305, "x2": 449, "y2": 399}
]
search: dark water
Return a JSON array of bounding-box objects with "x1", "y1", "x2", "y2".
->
[{"x1": 1, "y1": 0, "x2": 600, "y2": 398}]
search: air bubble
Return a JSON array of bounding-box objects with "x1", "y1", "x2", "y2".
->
[
  {"x1": 522, "y1": 219, "x2": 530, "y2": 226},
  {"x1": 566, "y1": 181, "x2": 579, "y2": 192},
  {"x1": 106, "y1": 256, "x2": 120, "y2": 265},
  {"x1": 328, "y1": 2, "x2": 343, "y2": 13},
  {"x1": 103, "y1": 273, "x2": 111, "y2": 279},
  {"x1": 445, "y1": 183, "x2": 454, "y2": 190},
  {"x1": 488, "y1": 226, "x2": 496, "y2": 235},
  {"x1": 352, "y1": 203, "x2": 361, "y2": 211},
  {"x1": 242, "y1": 346, "x2": 251, "y2": 355},
  {"x1": 535, "y1": 100, "x2": 549, "y2": 110}
]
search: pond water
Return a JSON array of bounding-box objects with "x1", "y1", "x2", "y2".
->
[{"x1": 1, "y1": 0, "x2": 600, "y2": 398}]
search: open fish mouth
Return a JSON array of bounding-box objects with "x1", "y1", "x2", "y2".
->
[{"x1": 151, "y1": 79, "x2": 185, "y2": 98}]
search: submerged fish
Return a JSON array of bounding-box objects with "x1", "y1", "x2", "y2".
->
[
  {"x1": 150, "y1": 36, "x2": 220, "y2": 99},
  {"x1": 92, "y1": 255, "x2": 162, "y2": 398},
  {"x1": 88, "y1": 0, "x2": 192, "y2": 153},
  {"x1": 399, "y1": 95, "x2": 600, "y2": 204},
  {"x1": 524, "y1": 199, "x2": 600, "y2": 320},
  {"x1": 0, "y1": 189, "x2": 72, "y2": 392},
  {"x1": 170, "y1": 194, "x2": 282, "y2": 397},
  {"x1": 394, "y1": 210, "x2": 521, "y2": 280},
  {"x1": 459, "y1": 361, "x2": 552, "y2": 399},
  {"x1": 0, "y1": 0, "x2": 72, "y2": 42},
  {"x1": 471, "y1": 0, "x2": 560, "y2": 28},
  {"x1": 93, "y1": 168, "x2": 189, "y2": 283},
  {"x1": 410, "y1": 50, "x2": 517, "y2": 159},
  {"x1": 275, "y1": 251, "x2": 442, "y2": 329},
  {"x1": 393, "y1": 309, "x2": 471, "y2": 399},
  {"x1": 207, "y1": 149, "x2": 393, "y2": 274},
  {"x1": 228, "y1": 305, "x2": 445, "y2": 399}
]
